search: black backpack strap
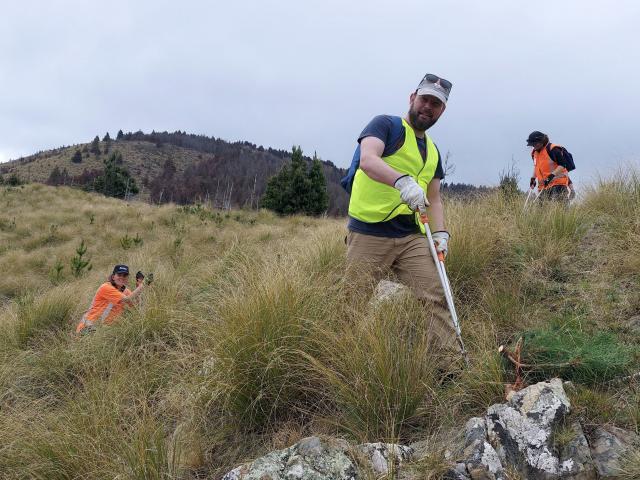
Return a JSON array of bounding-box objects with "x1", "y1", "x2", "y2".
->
[{"x1": 546, "y1": 143, "x2": 554, "y2": 155}]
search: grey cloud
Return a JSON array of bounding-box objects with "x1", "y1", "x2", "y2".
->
[{"x1": 1, "y1": 0, "x2": 639, "y2": 188}]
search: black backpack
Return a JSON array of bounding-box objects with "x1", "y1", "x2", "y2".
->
[{"x1": 547, "y1": 144, "x2": 575, "y2": 171}]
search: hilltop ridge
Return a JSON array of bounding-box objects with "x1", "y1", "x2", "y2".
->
[{"x1": 1, "y1": 130, "x2": 350, "y2": 215}]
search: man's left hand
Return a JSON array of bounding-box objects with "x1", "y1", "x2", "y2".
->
[
  {"x1": 432, "y1": 231, "x2": 450, "y2": 258},
  {"x1": 543, "y1": 174, "x2": 555, "y2": 187}
]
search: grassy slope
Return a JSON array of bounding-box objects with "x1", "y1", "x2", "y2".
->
[
  {"x1": 2, "y1": 140, "x2": 351, "y2": 215},
  {"x1": 2, "y1": 141, "x2": 207, "y2": 185},
  {"x1": 0, "y1": 180, "x2": 639, "y2": 479}
]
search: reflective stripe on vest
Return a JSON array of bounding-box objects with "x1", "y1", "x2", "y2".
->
[
  {"x1": 533, "y1": 143, "x2": 569, "y2": 190},
  {"x1": 348, "y1": 118, "x2": 438, "y2": 226},
  {"x1": 99, "y1": 303, "x2": 115, "y2": 323},
  {"x1": 76, "y1": 302, "x2": 114, "y2": 333}
]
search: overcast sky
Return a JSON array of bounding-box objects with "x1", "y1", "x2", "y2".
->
[{"x1": 1, "y1": 0, "x2": 639, "y2": 188}]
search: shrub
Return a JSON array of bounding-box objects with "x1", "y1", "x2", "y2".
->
[{"x1": 71, "y1": 149, "x2": 83, "y2": 164}]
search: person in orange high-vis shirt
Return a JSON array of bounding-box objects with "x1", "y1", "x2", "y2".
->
[
  {"x1": 76, "y1": 264, "x2": 147, "y2": 335},
  {"x1": 527, "y1": 130, "x2": 576, "y2": 202}
]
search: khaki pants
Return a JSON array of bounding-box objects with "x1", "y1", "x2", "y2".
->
[{"x1": 345, "y1": 231, "x2": 457, "y2": 353}]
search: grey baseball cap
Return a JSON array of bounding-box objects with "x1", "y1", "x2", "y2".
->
[{"x1": 416, "y1": 73, "x2": 452, "y2": 104}]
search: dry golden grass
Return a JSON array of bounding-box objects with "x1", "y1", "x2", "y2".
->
[{"x1": 0, "y1": 177, "x2": 638, "y2": 478}]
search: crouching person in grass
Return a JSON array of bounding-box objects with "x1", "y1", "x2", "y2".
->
[{"x1": 75, "y1": 264, "x2": 150, "y2": 335}]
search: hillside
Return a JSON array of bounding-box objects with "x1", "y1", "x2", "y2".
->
[
  {"x1": 1, "y1": 181, "x2": 639, "y2": 478},
  {"x1": 1, "y1": 131, "x2": 350, "y2": 215}
]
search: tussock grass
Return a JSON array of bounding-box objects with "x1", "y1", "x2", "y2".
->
[
  {"x1": 619, "y1": 448, "x2": 640, "y2": 480},
  {"x1": 1, "y1": 175, "x2": 639, "y2": 477},
  {"x1": 306, "y1": 298, "x2": 443, "y2": 442},
  {"x1": 2, "y1": 286, "x2": 77, "y2": 349},
  {"x1": 203, "y1": 265, "x2": 330, "y2": 431},
  {"x1": 512, "y1": 202, "x2": 587, "y2": 265}
]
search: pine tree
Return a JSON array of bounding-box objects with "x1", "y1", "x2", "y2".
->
[
  {"x1": 90, "y1": 135, "x2": 101, "y2": 155},
  {"x1": 103, "y1": 132, "x2": 112, "y2": 154},
  {"x1": 6, "y1": 174, "x2": 21, "y2": 186},
  {"x1": 71, "y1": 149, "x2": 83, "y2": 164},
  {"x1": 116, "y1": 129, "x2": 124, "y2": 140},
  {"x1": 93, "y1": 151, "x2": 138, "y2": 198},
  {"x1": 285, "y1": 146, "x2": 311, "y2": 215},
  {"x1": 47, "y1": 166, "x2": 70, "y2": 185},
  {"x1": 306, "y1": 153, "x2": 329, "y2": 215},
  {"x1": 261, "y1": 146, "x2": 327, "y2": 215},
  {"x1": 261, "y1": 166, "x2": 288, "y2": 213}
]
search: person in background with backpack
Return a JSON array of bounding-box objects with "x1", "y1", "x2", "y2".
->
[
  {"x1": 527, "y1": 131, "x2": 576, "y2": 202},
  {"x1": 341, "y1": 73, "x2": 457, "y2": 353}
]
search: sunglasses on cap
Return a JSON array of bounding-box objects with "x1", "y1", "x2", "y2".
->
[{"x1": 421, "y1": 73, "x2": 453, "y2": 93}]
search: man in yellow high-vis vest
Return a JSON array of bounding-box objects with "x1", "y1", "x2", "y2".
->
[{"x1": 344, "y1": 73, "x2": 456, "y2": 352}]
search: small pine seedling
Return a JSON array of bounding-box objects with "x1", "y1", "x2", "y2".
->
[
  {"x1": 49, "y1": 259, "x2": 64, "y2": 284},
  {"x1": 120, "y1": 234, "x2": 133, "y2": 250},
  {"x1": 71, "y1": 239, "x2": 92, "y2": 277}
]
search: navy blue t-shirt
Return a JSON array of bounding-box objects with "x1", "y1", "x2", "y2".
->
[{"x1": 348, "y1": 115, "x2": 444, "y2": 238}]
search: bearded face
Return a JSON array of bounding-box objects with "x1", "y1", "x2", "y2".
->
[{"x1": 408, "y1": 93, "x2": 445, "y2": 131}]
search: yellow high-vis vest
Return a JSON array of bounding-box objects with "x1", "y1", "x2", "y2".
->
[{"x1": 348, "y1": 118, "x2": 438, "y2": 229}]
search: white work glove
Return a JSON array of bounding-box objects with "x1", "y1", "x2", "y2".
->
[
  {"x1": 432, "y1": 231, "x2": 450, "y2": 258},
  {"x1": 394, "y1": 175, "x2": 429, "y2": 212}
]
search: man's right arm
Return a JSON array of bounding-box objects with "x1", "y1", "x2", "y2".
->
[{"x1": 359, "y1": 136, "x2": 403, "y2": 186}]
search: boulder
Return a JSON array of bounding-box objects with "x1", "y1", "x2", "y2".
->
[
  {"x1": 221, "y1": 436, "x2": 357, "y2": 480},
  {"x1": 221, "y1": 436, "x2": 413, "y2": 480},
  {"x1": 371, "y1": 280, "x2": 410, "y2": 306},
  {"x1": 356, "y1": 442, "x2": 413, "y2": 475},
  {"x1": 462, "y1": 417, "x2": 505, "y2": 480},
  {"x1": 485, "y1": 378, "x2": 570, "y2": 479},
  {"x1": 590, "y1": 425, "x2": 639, "y2": 478},
  {"x1": 558, "y1": 421, "x2": 597, "y2": 480},
  {"x1": 443, "y1": 463, "x2": 472, "y2": 480}
]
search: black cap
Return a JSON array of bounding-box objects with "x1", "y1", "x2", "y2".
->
[
  {"x1": 112, "y1": 264, "x2": 129, "y2": 275},
  {"x1": 526, "y1": 131, "x2": 546, "y2": 146}
]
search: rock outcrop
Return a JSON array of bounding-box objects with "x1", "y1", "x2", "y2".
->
[
  {"x1": 221, "y1": 436, "x2": 413, "y2": 480},
  {"x1": 453, "y1": 379, "x2": 638, "y2": 479},
  {"x1": 485, "y1": 378, "x2": 571, "y2": 478},
  {"x1": 221, "y1": 380, "x2": 639, "y2": 480},
  {"x1": 462, "y1": 417, "x2": 505, "y2": 479}
]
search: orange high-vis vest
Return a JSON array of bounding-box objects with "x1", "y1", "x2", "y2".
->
[
  {"x1": 532, "y1": 143, "x2": 570, "y2": 191},
  {"x1": 76, "y1": 282, "x2": 132, "y2": 333}
]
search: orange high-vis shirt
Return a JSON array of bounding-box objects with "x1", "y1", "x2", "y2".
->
[
  {"x1": 76, "y1": 282, "x2": 132, "y2": 333},
  {"x1": 532, "y1": 144, "x2": 570, "y2": 191}
]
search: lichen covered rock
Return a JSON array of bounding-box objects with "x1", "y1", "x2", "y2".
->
[{"x1": 221, "y1": 436, "x2": 414, "y2": 480}]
